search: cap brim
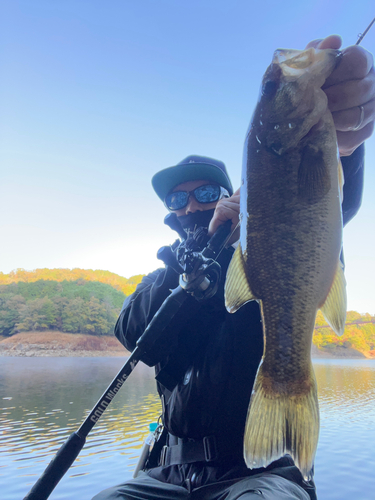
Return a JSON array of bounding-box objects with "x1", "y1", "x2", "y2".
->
[{"x1": 152, "y1": 163, "x2": 233, "y2": 201}]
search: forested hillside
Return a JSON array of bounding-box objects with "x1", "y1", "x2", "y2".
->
[
  {"x1": 0, "y1": 268, "x2": 144, "y2": 297},
  {"x1": 0, "y1": 280, "x2": 127, "y2": 336},
  {"x1": 0, "y1": 269, "x2": 374, "y2": 356}
]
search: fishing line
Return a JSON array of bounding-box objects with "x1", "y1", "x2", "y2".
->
[
  {"x1": 356, "y1": 16, "x2": 375, "y2": 45},
  {"x1": 214, "y1": 220, "x2": 241, "y2": 261}
]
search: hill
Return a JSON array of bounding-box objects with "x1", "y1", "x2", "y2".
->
[
  {"x1": 0, "y1": 279, "x2": 129, "y2": 337},
  {"x1": 0, "y1": 268, "x2": 144, "y2": 297},
  {"x1": 0, "y1": 268, "x2": 374, "y2": 359}
]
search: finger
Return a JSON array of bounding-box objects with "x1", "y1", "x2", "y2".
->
[
  {"x1": 324, "y1": 45, "x2": 374, "y2": 87},
  {"x1": 222, "y1": 196, "x2": 240, "y2": 207},
  {"x1": 209, "y1": 218, "x2": 240, "y2": 244},
  {"x1": 325, "y1": 67, "x2": 375, "y2": 112},
  {"x1": 305, "y1": 38, "x2": 323, "y2": 49},
  {"x1": 219, "y1": 194, "x2": 241, "y2": 210},
  {"x1": 317, "y1": 35, "x2": 342, "y2": 50},
  {"x1": 208, "y1": 204, "x2": 240, "y2": 235},
  {"x1": 214, "y1": 202, "x2": 240, "y2": 219},
  {"x1": 225, "y1": 192, "x2": 240, "y2": 201},
  {"x1": 305, "y1": 35, "x2": 342, "y2": 50},
  {"x1": 337, "y1": 121, "x2": 374, "y2": 156},
  {"x1": 208, "y1": 187, "x2": 241, "y2": 237},
  {"x1": 332, "y1": 98, "x2": 375, "y2": 132},
  {"x1": 208, "y1": 217, "x2": 238, "y2": 238}
]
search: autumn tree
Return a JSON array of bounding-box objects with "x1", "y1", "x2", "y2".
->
[{"x1": 0, "y1": 279, "x2": 126, "y2": 336}]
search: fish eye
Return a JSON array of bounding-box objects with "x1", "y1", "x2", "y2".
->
[{"x1": 262, "y1": 80, "x2": 278, "y2": 97}]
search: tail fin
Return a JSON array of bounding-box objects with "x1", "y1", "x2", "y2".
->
[{"x1": 244, "y1": 363, "x2": 319, "y2": 480}]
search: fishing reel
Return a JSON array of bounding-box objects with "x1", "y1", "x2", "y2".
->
[
  {"x1": 157, "y1": 214, "x2": 229, "y2": 301},
  {"x1": 177, "y1": 246, "x2": 222, "y2": 301}
]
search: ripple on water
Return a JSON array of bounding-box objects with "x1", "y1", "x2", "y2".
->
[
  {"x1": 2, "y1": 370, "x2": 162, "y2": 496},
  {"x1": 2, "y1": 357, "x2": 374, "y2": 500}
]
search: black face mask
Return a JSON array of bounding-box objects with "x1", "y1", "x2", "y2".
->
[{"x1": 177, "y1": 209, "x2": 215, "y2": 232}]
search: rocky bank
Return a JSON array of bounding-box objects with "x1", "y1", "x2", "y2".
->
[{"x1": 0, "y1": 331, "x2": 129, "y2": 357}]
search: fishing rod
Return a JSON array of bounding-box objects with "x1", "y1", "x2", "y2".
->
[
  {"x1": 23, "y1": 217, "x2": 232, "y2": 500},
  {"x1": 356, "y1": 16, "x2": 375, "y2": 45}
]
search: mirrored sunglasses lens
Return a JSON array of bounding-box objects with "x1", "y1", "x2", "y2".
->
[
  {"x1": 166, "y1": 191, "x2": 189, "y2": 210},
  {"x1": 195, "y1": 185, "x2": 221, "y2": 203}
]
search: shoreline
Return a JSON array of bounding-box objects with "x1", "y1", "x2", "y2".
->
[
  {"x1": 0, "y1": 332, "x2": 373, "y2": 359},
  {"x1": 0, "y1": 331, "x2": 129, "y2": 357},
  {"x1": 310, "y1": 343, "x2": 371, "y2": 359}
]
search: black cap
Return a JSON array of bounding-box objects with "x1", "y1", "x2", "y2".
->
[{"x1": 152, "y1": 155, "x2": 233, "y2": 202}]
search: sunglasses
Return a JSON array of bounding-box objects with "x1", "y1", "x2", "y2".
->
[{"x1": 165, "y1": 184, "x2": 229, "y2": 211}]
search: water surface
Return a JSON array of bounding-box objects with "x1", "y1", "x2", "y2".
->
[
  {"x1": 1, "y1": 357, "x2": 374, "y2": 499},
  {"x1": 313, "y1": 359, "x2": 375, "y2": 500}
]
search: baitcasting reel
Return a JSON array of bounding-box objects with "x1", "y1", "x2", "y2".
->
[{"x1": 157, "y1": 213, "x2": 230, "y2": 301}]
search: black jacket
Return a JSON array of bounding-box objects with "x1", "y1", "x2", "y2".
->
[{"x1": 115, "y1": 146, "x2": 365, "y2": 499}]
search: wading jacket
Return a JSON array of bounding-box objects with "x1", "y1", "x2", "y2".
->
[{"x1": 114, "y1": 145, "x2": 365, "y2": 500}]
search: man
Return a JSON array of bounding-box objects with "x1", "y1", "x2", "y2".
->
[{"x1": 93, "y1": 36, "x2": 374, "y2": 499}]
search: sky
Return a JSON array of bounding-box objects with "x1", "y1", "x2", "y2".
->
[{"x1": 0, "y1": 0, "x2": 374, "y2": 314}]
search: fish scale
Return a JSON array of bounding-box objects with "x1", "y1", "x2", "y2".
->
[{"x1": 225, "y1": 47, "x2": 347, "y2": 479}]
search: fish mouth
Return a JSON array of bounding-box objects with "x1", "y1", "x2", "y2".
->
[{"x1": 273, "y1": 47, "x2": 342, "y2": 81}]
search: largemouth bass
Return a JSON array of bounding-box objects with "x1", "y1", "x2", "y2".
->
[{"x1": 225, "y1": 47, "x2": 347, "y2": 480}]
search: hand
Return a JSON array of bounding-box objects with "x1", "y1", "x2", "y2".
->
[
  {"x1": 306, "y1": 35, "x2": 375, "y2": 156},
  {"x1": 208, "y1": 188, "x2": 240, "y2": 245}
]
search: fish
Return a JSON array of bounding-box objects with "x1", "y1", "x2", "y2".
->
[{"x1": 225, "y1": 47, "x2": 347, "y2": 480}]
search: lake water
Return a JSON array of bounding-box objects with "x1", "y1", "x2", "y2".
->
[{"x1": 1, "y1": 357, "x2": 374, "y2": 500}]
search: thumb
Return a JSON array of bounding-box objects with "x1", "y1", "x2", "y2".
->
[{"x1": 305, "y1": 35, "x2": 342, "y2": 50}]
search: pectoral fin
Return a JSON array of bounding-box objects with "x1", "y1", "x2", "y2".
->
[
  {"x1": 225, "y1": 244, "x2": 256, "y2": 313},
  {"x1": 320, "y1": 260, "x2": 347, "y2": 336},
  {"x1": 298, "y1": 143, "x2": 331, "y2": 205}
]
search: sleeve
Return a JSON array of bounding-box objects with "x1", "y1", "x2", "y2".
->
[
  {"x1": 341, "y1": 142, "x2": 365, "y2": 226},
  {"x1": 115, "y1": 266, "x2": 180, "y2": 352}
]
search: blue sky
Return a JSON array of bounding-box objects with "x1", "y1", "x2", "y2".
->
[{"x1": 1, "y1": 1, "x2": 374, "y2": 313}]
